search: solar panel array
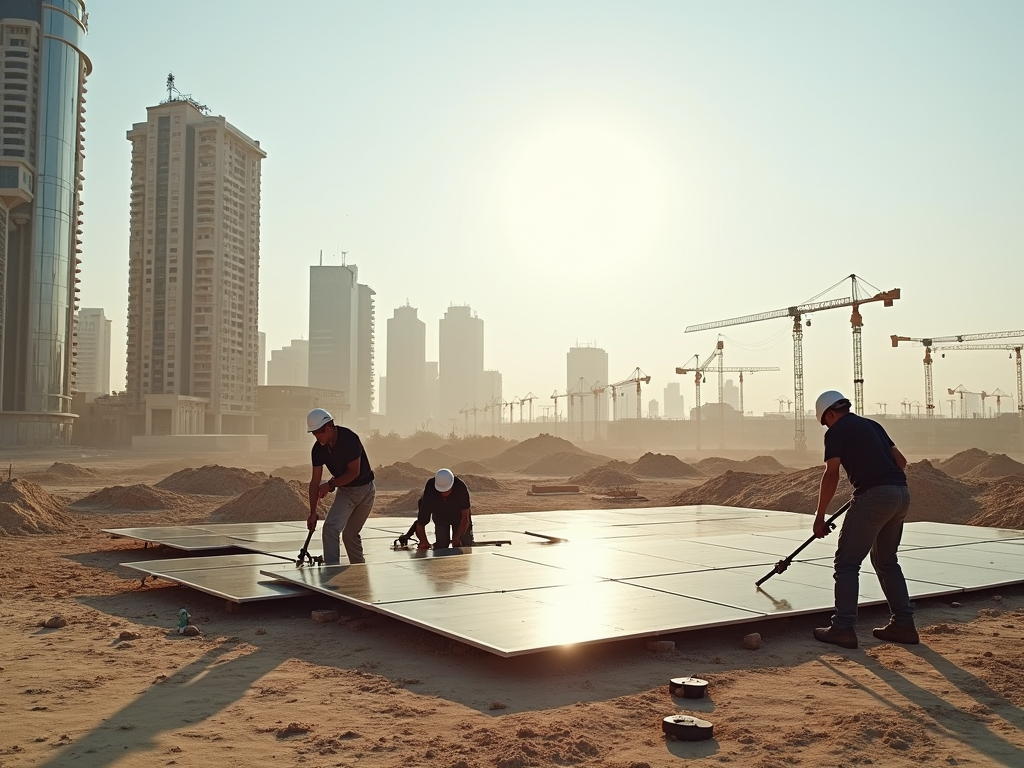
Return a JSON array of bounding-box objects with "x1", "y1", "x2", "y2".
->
[{"x1": 108, "y1": 506, "x2": 1024, "y2": 656}]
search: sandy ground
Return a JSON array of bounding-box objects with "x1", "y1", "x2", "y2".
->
[{"x1": 1, "y1": 447, "x2": 1022, "y2": 768}]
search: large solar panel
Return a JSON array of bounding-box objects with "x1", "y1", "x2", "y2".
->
[{"x1": 110, "y1": 507, "x2": 1023, "y2": 654}]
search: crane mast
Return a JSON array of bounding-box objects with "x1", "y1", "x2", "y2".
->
[{"x1": 686, "y1": 274, "x2": 899, "y2": 451}]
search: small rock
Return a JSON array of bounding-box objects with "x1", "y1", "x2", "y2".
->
[
  {"x1": 118, "y1": 631, "x2": 141, "y2": 641},
  {"x1": 951, "y1": 601, "x2": 962, "y2": 608},
  {"x1": 255, "y1": 628, "x2": 267, "y2": 635},
  {"x1": 43, "y1": 616, "x2": 67, "y2": 629},
  {"x1": 312, "y1": 609, "x2": 339, "y2": 623},
  {"x1": 488, "y1": 701, "x2": 507, "y2": 710},
  {"x1": 992, "y1": 595, "x2": 1003, "y2": 603},
  {"x1": 646, "y1": 640, "x2": 675, "y2": 653},
  {"x1": 742, "y1": 632, "x2": 762, "y2": 650},
  {"x1": 983, "y1": 651, "x2": 994, "y2": 658},
  {"x1": 180, "y1": 625, "x2": 201, "y2": 637}
]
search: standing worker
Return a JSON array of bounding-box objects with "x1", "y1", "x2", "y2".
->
[
  {"x1": 811, "y1": 391, "x2": 918, "y2": 649},
  {"x1": 414, "y1": 468, "x2": 475, "y2": 550},
  {"x1": 306, "y1": 408, "x2": 376, "y2": 565}
]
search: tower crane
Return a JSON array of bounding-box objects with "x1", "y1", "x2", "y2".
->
[
  {"x1": 458, "y1": 404, "x2": 471, "y2": 436},
  {"x1": 890, "y1": 330, "x2": 1023, "y2": 418},
  {"x1": 931, "y1": 343, "x2": 1023, "y2": 426},
  {"x1": 676, "y1": 345, "x2": 779, "y2": 450},
  {"x1": 686, "y1": 274, "x2": 900, "y2": 451},
  {"x1": 550, "y1": 389, "x2": 568, "y2": 434},
  {"x1": 504, "y1": 396, "x2": 519, "y2": 434},
  {"x1": 590, "y1": 382, "x2": 607, "y2": 441},
  {"x1": 946, "y1": 385, "x2": 992, "y2": 420},
  {"x1": 567, "y1": 377, "x2": 589, "y2": 441},
  {"x1": 611, "y1": 368, "x2": 651, "y2": 421},
  {"x1": 520, "y1": 392, "x2": 538, "y2": 423}
]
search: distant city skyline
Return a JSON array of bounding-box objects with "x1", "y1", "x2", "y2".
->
[{"x1": 75, "y1": 1, "x2": 1023, "y2": 425}]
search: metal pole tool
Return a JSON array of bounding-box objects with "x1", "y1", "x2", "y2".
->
[{"x1": 755, "y1": 500, "x2": 851, "y2": 587}]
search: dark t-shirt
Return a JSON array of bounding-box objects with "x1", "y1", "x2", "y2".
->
[
  {"x1": 311, "y1": 426, "x2": 374, "y2": 487},
  {"x1": 416, "y1": 476, "x2": 472, "y2": 526},
  {"x1": 823, "y1": 412, "x2": 906, "y2": 495}
]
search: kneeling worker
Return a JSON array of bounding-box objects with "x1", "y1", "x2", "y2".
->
[{"x1": 415, "y1": 468, "x2": 474, "y2": 550}]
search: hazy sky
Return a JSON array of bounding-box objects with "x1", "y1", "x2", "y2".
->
[{"x1": 82, "y1": 1, "x2": 1023, "y2": 419}]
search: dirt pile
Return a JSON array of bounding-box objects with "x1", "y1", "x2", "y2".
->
[
  {"x1": 450, "y1": 460, "x2": 490, "y2": 475},
  {"x1": 382, "y1": 489, "x2": 420, "y2": 515},
  {"x1": 212, "y1": 477, "x2": 329, "y2": 523},
  {"x1": 484, "y1": 434, "x2": 605, "y2": 472},
  {"x1": 407, "y1": 448, "x2": 460, "y2": 471},
  {"x1": 373, "y1": 462, "x2": 430, "y2": 489},
  {"x1": 569, "y1": 466, "x2": 639, "y2": 488},
  {"x1": 936, "y1": 448, "x2": 991, "y2": 476},
  {"x1": 668, "y1": 468, "x2": 849, "y2": 514},
  {"x1": 27, "y1": 462, "x2": 103, "y2": 482},
  {"x1": 961, "y1": 454, "x2": 1024, "y2": 480},
  {"x1": 969, "y1": 476, "x2": 1024, "y2": 529},
  {"x1": 903, "y1": 460, "x2": 979, "y2": 525},
  {"x1": 0, "y1": 479, "x2": 72, "y2": 536},
  {"x1": 630, "y1": 452, "x2": 701, "y2": 478},
  {"x1": 520, "y1": 451, "x2": 608, "y2": 476},
  {"x1": 460, "y1": 474, "x2": 502, "y2": 492},
  {"x1": 72, "y1": 484, "x2": 191, "y2": 511},
  {"x1": 155, "y1": 465, "x2": 267, "y2": 496},
  {"x1": 268, "y1": 464, "x2": 308, "y2": 481},
  {"x1": 695, "y1": 456, "x2": 789, "y2": 476},
  {"x1": 436, "y1": 436, "x2": 513, "y2": 461}
]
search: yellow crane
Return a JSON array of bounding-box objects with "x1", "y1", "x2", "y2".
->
[
  {"x1": 890, "y1": 330, "x2": 1023, "y2": 417},
  {"x1": 686, "y1": 274, "x2": 900, "y2": 451},
  {"x1": 610, "y1": 368, "x2": 651, "y2": 421}
]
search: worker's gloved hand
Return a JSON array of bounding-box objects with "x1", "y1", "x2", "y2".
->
[
  {"x1": 812, "y1": 513, "x2": 829, "y2": 539},
  {"x1": 306, "y1": 512, "x2": 318, "y2": 532}
]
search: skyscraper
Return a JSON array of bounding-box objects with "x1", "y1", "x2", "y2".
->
[
  {"x1": 567, "y1": 344, "x2": 608, "y2": 422},
  {"x1": 74, "y1": 307, "x2": 110, "y2": 396},
  {"x1": 266, "y1": 339, "x2": 308, "y2": 386},
  {"x1": 386, "y1": 303, "x2": 425, "y2": 435},
  {"x1": 0, "y1": 1, "x2": 90, "y2": 445},
  {"x1": 125, "y1": 87, "x2": 265, "y2": 434},
  {"x1": 438, "y1": 305, "x2": 483, "y2": 427},
  {"x1": 308, "y1": 263, "x2": 374, "y2": 429}
]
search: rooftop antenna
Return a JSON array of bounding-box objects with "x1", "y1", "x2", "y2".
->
[
  {"x1": 341, "y1": 250, "x2": 348, "y2": 266},
  {"x1": 318, "y1": 249, "x2": 322, "y2": 266},
  {"x1": 162, "y1": 72, "x2": 209, "y2": 114}
]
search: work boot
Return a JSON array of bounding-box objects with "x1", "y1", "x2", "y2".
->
[
  {"x1": 813, "y1": 625, "x2": 858, "y2": 649},
  {"x1": 872, "y1": 620, "x2": 919, "y2": 644}
]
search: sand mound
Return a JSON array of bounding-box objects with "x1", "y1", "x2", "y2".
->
[
  {"x1": 961, "y1": 454, "x2": 1024, "y2": 480},
  {"x1": 436, "y1": 436, "x2": 513, "y2": 461},
  {"x1": 630, "y1": 452, "x2": 701, "y2": 478},
  {"x1": 695, "y1": 456, "x2": 789, "y2": 476},
  {"x1": 0, "y1": 479, "x2": 73, "y2": 536},
  {"x1": 937, "y1": 448, "x2": 991, "y2": 477},
  {"x1": 46, "y1": 462, "x2": 102, "y2": 479},
  {"x1": 520, "y1": 451, "x2": 608, "y2": 476},
  {"x1": 968, "y1": 476, "x2": 1024, "y2": 529},
  {"x1": 382, "y1": 489, "x2": 421, "y2": 515},
  {"x1": 126, "y1": 458, "x2": 198, "y2": 477},
  {"x1": 212, "y1": 477, "x2": 329, "y2": 523},
  {"x1": 460, "y1": 474, "x2": 502, "y2": 492},
  {"x1": 569, "y1": 466, "x2": 639, "y2": 488},
  {"x1": 374, "y1": 462, "x2": 430, "y2": 490},
  {"x1": 407, "y1": 448, "x2": 461, "y2": 471},
  {"x1": 484, "y1": 434, "x2": 600, "y2": 472},
  {"x1": 268, "y1": 464, "x2": 308, "y2": 481},
  {"x1": 450, "y1": 460, "x2": 490, "y2": 475},
  {"x1": 72, "y1": 484, "x2": 191, "y2": 511},
  {"x1": 155, "y1": 465, "x2": 267, "y2": 496},
  {"x1": 669, "y1": 460, "x2": 983, "y2": 524}
]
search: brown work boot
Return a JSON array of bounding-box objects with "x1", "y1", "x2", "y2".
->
[
  {"x1": 873, "y1": 620, "x2": 919, "y2": 644},
  {"x1": 813, "y1": 625, "x2": 858, "y2": 649}
]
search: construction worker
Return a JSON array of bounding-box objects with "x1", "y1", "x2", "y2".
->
[
  {"x1": 811, "y1": 390, "x2": 918, "y2": 649},
  {"x1": 306, "y1": 408, "x2": 376, "y2": 565},
  {"x1": 414, "y1": 468, "x2": 475, "y2": 550}
]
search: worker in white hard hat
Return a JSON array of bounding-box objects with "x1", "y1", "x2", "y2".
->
[
  {"x1": 414, "y1": 468, "x2": 475, "y2": 550},
  {"x1": 810, "y1": 390, "x2": 917, "y2": 649},
  {"x1": 305, "y1": 408, "x2": 376, "y2": 565}
]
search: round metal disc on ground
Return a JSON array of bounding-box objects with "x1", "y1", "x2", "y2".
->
[
  {"x1": 669, "y1": 677, "x2": 708, "y2": 699},
  {"x1": 662, "y1": 714, "x2": 714, "y2": 741}
]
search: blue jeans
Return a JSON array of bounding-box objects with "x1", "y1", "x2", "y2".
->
[
  {"x1": 832, "y1": 485, "x2": 914, "y2": 629},
  {"x1": 323, "y1": 482, "x2": 375, "y2": 565}
]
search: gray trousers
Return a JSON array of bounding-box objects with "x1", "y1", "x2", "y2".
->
[
  {"x1": 322, "y1": 481, "x2": 375, "y2": 565},
  {"x1": 832, "y1": 485, "x2": 914, "y2": 629}
]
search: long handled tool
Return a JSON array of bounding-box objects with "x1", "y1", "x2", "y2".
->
[
  {"x1": 755, "y1": 500, "x2": 851, "y2": 587},
  {"x1": 296, "y1": 526, "x2": 323, "y2": 567}
]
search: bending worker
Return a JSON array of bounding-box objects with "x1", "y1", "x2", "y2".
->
[
  {"x1": 415, "y1": 468, "x2": 475, "y2": 550},
  {"x1": 306, "y1": 408, "x2": 376, "y2": 565},
  {"x1": 811, "y1": 390, "x2": 918, "y2": 649}
]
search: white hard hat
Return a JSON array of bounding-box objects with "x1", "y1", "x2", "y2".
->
[
  {"x1": 434, "y1": 468, "x2": 455, "y2": 493},
  {"x1": 306, "y1": 408, "x2": 334, "y2": 432},
  {"x1": 815, "y1": 391, "x2": 850, "y2": 425}
]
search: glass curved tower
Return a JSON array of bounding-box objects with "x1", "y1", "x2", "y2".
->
[{"x1": 0, "y1": 0, "x2": 90, "y2": 445}]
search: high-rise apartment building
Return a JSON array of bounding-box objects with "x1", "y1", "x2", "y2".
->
[
  {"x1": 386, "y1": 303, "x2": 425, "y2": 435},
  {"x1": 125, "y1": 91, "x2": 265, "y2": 434},
  {"x1": 74, "y1": 308, "x2": 110, "y2": 396},
  {"x1": 308, "y1": 263, "x2": 374, "y2": 429},
  {"x1": 567, "y1": 344, "x2": 608, "y2": 422},
  {"x1": 267, "y1": 339, "x2": 308, "y2": 386},
  {"x1": 663, "y1": 381, "x2": 685, "y2": 419},
  {"x1": 0, "y1": 1, "x2": 90, "y2": 445},
  {"x1": 257, "y1": 331, "x2": 266, "y2": 386},
  {"x1": 438, "y1": 305, "x2": 483, "y2": 426}
]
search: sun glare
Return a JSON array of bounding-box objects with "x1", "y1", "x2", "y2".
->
[{"x1": 503, "y1": 122, "x2": 666, "y2": 266}]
